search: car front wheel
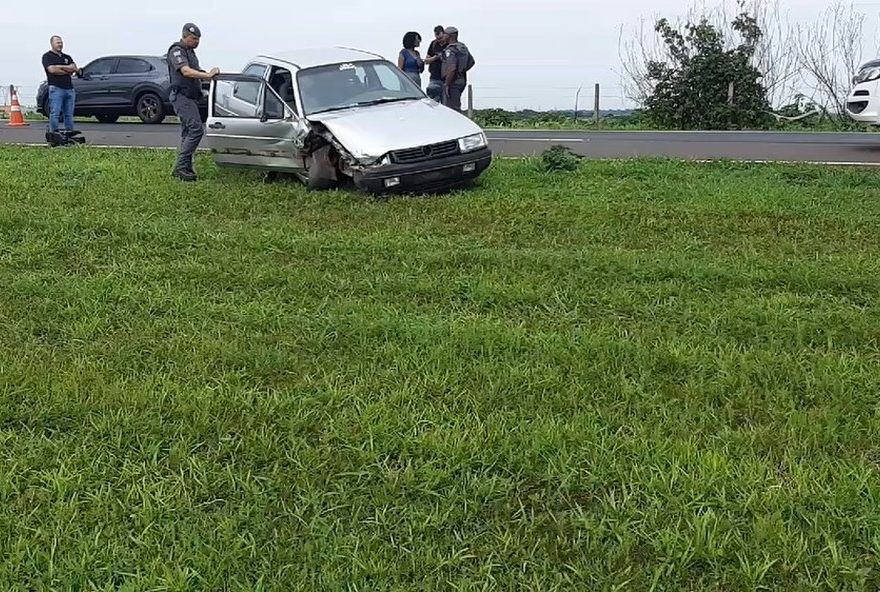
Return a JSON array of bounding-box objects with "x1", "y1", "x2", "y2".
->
[
  {"x1": 96, "y1": 114, "x2": 119, "y2": 123},
  {"x1": 136, "y1": 93, "x2": 165, "y2": 124}
]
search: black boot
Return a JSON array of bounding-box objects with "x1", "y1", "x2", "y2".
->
[{"x1": 172, "y1": 168, "x2": 197, "y2": 182}]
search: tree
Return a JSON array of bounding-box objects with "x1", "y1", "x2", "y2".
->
[
  {"x1": 618, "y1": 0, "x2": 798, "y2": 109},
  {"x1": 795, "y1": 1, "x2": 864, "y2": 118},
  {"x1": 643, "y1": 4, "x2": 773, "y2": 129}
]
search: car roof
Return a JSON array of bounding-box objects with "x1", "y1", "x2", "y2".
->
[
  {"x1": 91, "y1": 55, "x2": 164, "y2": 60},
  {"x1": 253, "y1": 47, "x2": 385, "y2": 70},
  {"x1": 858, "y1": 58, "x2": 880, "y2": 70}
]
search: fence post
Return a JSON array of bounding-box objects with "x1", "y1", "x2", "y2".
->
[
  {"x1": 593, "y1": 83, "x2": 600, "y2": 124},
  {"x1": 467, "y1": 84, "x2": 474, "y2": 119}
]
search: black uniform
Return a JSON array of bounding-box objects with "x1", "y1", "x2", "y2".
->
[
  {"x1": 441, "y1": 41, "x2": 472, "y2": 111},
  {"x1": 167, "y1": 40, "x2": 205, "y2": 177}
]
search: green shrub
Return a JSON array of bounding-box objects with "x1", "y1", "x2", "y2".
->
[{"x1": 541, "y1": 145, "x2": 581, "y2": 172}]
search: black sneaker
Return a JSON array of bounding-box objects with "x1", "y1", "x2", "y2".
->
[{"x1": 172, "y1": 169, "x2": 197, "y2": 182}]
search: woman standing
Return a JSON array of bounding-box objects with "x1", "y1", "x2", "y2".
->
[{"x1": 398, "y1": 31, "x2": 424, "y2": 89}]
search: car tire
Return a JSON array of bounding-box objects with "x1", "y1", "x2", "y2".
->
[
  {"x1": 306, "y1": 145, "x2": 342, "y2": 190},
  {"x1": 307, "y1": 171, "x2": 338, "y2": 190},
  {"x1": 96, "y1": 114, "x2": 119, "y2": 123},
  {"x1": 136, "y1": 92, "x2": 165, "y2": 124}
]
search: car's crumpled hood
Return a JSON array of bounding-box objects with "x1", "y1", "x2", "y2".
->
[{"x1": 307, "y1": 98, "x2": 483, "y2": 162}]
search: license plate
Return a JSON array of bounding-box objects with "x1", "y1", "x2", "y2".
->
[{"x1": 422, "y1": 169, "x2": 452, "y2": 181}]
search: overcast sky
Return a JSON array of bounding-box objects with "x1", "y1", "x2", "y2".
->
[{"x1": 1, "y1": 0, "x2": 877, "y2": 110}]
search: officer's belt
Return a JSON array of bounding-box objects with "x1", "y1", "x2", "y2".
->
[{"x1": 171, "y1": 86, "x2": 202, "y2": 100}]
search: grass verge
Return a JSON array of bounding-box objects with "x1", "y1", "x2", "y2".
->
[{"x1": 1, "y1": 147, "x2": 880, "y2": 590}]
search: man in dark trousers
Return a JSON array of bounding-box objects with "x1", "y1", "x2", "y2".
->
[
  {"x1": 425, "y1": 25, "x2": 447, "y2": 103},
  {"x1": 41, "y1": 36, "x2": 80, "y2": 134},
  {"x1": 166, "y1": 23, "x2": 219, "y2": 181},
  {"x1": 440, "y1": 26, "x2": 474, "y2": 113}
]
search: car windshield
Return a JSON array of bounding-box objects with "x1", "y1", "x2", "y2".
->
[{"x1": 297, "y1": 60, "x2": 424, "y2": 116}]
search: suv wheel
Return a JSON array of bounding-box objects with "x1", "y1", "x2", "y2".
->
[
  {"x1": 136, "y1": 93, "x2": 165, "y2": 124},
  {"x1": 96, "y1": 114, "x2": 119, "y2": 123}
]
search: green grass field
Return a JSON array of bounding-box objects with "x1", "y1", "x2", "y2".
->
[{"x1": 2, "y1": 146, "x2": 880, "y2": 590}]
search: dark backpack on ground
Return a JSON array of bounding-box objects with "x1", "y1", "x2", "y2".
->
[{"x1": 46, "y1": 129, "x2": 85, "y2": 147}]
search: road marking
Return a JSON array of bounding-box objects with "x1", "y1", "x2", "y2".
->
[
  {"x1": 9, "y1": 142, "x2": 185, "y2": 151},
  {"x1": 489, "y1": 137, "x2": 586, "y2": 143},
  {"x1": 692, "y1": 158, "x2": 880, "y2": 166}
]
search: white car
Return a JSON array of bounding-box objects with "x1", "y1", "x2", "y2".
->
[
  {"x1": 846, "y1": 59, "x2": 880, "y2": 124},
  {"x1": 205, "y1": 47, "x2": 492, "y2": 193}
]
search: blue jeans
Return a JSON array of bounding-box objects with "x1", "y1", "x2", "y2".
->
[
  {"x1": 48, "y1": 86, "x2": 76, "y2": 132},
  {"x1": 426, "y1": 79, "x2": 443, "y2": 103}
]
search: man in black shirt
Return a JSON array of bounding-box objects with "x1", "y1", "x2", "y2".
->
[
  {"x1": 41, "y1": 36, "x2": 80, "y2": 133},
  {"x1": 425, "y1": 25, "x2": 446, "y2": 103}
]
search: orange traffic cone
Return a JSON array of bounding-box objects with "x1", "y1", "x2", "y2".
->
[{"x1": 7, "y1": 88, "x2": 29, "y2": 127}]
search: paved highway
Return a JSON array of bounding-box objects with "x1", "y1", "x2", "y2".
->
[{"x1": 3, "y1": 123, "x2": 880, "y2": 164}]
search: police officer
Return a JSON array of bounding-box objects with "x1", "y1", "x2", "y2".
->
[
  {"x1": 167, "y1": 23, "x2": 220, "y2": 181},
  {"x1": 440, "y1": 27, "x2": 474, "y2": 113}
]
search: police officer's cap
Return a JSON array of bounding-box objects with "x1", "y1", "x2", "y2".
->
[
  {"x1": 444, "y1": 26, "x2": 459, "y2": 35},
  {"x1": 183, "y1": 23, "x2": 202, "y2": 38}
]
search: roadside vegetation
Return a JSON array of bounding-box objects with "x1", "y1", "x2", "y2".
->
[
  {"x1": 2, "y1": 146, "x2": 880, "y2": 589},
  {"x1": 472, "y1": 108, "x2": 875, "y2": 132},
  {"x1": 617, "y1": 0, "x2": 870, "y2": 132}
]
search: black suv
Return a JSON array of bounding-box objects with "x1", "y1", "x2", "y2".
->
[{"x1": 37, "y1": 55, "x2": 208, "y2": 124}]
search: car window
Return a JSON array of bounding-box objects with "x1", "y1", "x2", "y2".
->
[
  {"x1": 243, "y1": 63, "x2": 268, "y2": 79},
  {"x1": 233, "y1": 64, "x2": 268, "y2": 104},
  {"x1": 83, "y1": 58, "x2": 116, "y2": 76},
  {"x1": 214, "y1": 79, "x2": 286, "y2": 120},
  {"x1": 231, "y1": 80, "x2": 260, "y2": 105},
  {"x1": 116, "y1": 58, "x2": 153, "y2": 74},
  {"x1": 374, "y1": 66, "x2": 403, "y2": 92},
  {"x1": 269, "y1": 67, "x2": 298, "y2": 115},
  {"x1": 297, "y1": 60, "x2": 422, "y2": 115},
  {"x1": 264, "y1": 91, "x2": 285, "y2": 120}
]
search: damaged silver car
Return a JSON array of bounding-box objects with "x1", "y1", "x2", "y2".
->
[{"x1": 204, "y1": 47, "x2": 492, "y2": 193}]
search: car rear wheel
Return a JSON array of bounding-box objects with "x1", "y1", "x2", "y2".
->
[
  {"x1": 96, "y1": 114, "x2": 119, "y2": 123},
  {"x1": 136, "y1": 93, "x2": 164, "y2": 124}
]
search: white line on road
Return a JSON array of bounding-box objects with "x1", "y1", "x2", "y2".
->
[
  {"x1": 10, "y1": 142, "x2": 182, "y2": 150},
  {"x1": 489, "y1": 138, "x2": 586, "y2": 143}
]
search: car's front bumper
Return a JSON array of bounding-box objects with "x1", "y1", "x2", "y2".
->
[
  {"x1": 846, "y1": 80, "x2": 880, "y2": 123},
  {"x1": 352, "y1": 148, "x2": 492, "y2": 193}
]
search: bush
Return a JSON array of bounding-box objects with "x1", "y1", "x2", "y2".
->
[
  {"x1": 474, "y1": 108, "x2": 514, "y2": 127},
  {"x1": 645, "y1": 6, "x2": 772, "y2": 130},
  {"x1": 541, "y1": 145, "x2": 581, "y2": 172}
]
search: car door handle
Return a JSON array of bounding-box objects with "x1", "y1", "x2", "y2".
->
[{"x1": 208, "y1": 122, "x2": 226, "y2": 130}]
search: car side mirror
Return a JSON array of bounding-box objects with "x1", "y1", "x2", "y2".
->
[{"x1": 79, "y1": 72, "x2": 91, "y2": 80}]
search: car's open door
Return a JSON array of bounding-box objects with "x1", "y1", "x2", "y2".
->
[{"x1": 205, "y1": 74, "x2": 309, "y2": 173}]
